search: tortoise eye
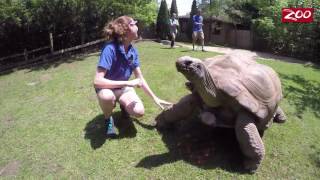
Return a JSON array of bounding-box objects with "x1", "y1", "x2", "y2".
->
[{"x1": 185, "y1": 61, "x2": 192, "y2": 66}]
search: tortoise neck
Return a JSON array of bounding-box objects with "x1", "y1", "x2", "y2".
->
[
  {"x1": 196, "y1": 66, "x2": 220, "y2": 107},
  {"x1": 203, "y1": 66, "x2": 217, "y2": 96}
]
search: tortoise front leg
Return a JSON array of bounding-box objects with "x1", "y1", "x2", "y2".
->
[
  {"x1": 155, "y1": 94, "x2": 200, "y2": 129},
  {"x1": 235, "y1": 112, "x2": 265, "y2": 173}
]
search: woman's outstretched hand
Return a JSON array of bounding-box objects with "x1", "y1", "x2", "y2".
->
[{"x1": 154, "y1": 97, "x2": 172, "y2": 110}]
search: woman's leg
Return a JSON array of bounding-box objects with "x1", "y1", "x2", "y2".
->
[
  {"x1": 96, "y1": 89, "x2": 117, "y2": 136},
  {"x1": 192, "y1": 32, "x2": 196, "y2": 50},
  {"x1": 200, "y1": 32, "x2": 205, "y2": 51},
  {"x1": 171, "y1": 33, "x2": 176, "y2": 48},
  {"x1": 96, "y1": 89, "x2": 116, "y2": 118},
  {"x1": 118, "y1": 87, "x2": 144, "y2": 118}
]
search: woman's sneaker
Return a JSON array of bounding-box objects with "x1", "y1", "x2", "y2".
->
[{"x1": 106, "y1": 116, "x2": 117, "y2": 137}]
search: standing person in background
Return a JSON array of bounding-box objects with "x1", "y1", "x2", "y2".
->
[
  {"x1": 192, "y1": 9, "x2": 205, "y2": 51},
  {"x1": 94, "y1": 16, "x2": 172, "y2": 137},
  {"x1": 169, "y1": 13, "x2": 179, "y2": 48}
]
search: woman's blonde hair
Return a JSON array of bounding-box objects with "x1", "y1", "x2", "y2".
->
[{"x1": 102, "y1": 16, "x2": 132, "y2": 43}]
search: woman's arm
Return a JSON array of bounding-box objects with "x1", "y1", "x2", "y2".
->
[
  {"x1": 133, "y1": 67, "x2": 156, "y2": 99},
  {"x1": 133, "y1": 67, "x2": 171, "y2": 109},
  {"x1": 94, "y1": 67, "x2": 141, "y2": 89}
]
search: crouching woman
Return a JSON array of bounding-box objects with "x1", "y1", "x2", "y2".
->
[{"x1": 93, "y1": 16, "x2": 171, "y2": 136}]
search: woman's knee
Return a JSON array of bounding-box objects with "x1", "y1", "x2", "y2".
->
[
  {"x1": 133, "y1": 103, "x2": 145, "y2": 117},
  {"x1": 97, "y1": 89, "x2": 116, "y2": 106},
  {"x1": 126, "y1": 101, "x2": 144, "y2": 118}
]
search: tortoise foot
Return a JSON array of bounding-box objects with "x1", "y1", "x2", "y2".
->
[
  {"x1": 200, "y1": 111, "x2": 217, "y2": 127},
  {"x1": 273, "y1": 107, "x2": 287, "y2": 123},
  {"x1": 244, "y1": 159, "x2": 260, "y2": 174}
]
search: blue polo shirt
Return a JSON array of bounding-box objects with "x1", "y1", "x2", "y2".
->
[
  {"x1": 97, "y1": 41, "x2": 140, "y2": 81},
  {"x1": 193, "y1": 15, "x2": 203, "y2": 32}
]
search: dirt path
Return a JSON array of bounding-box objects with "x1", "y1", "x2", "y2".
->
[{"x1": 178, "y1": 43, "x2": 312, "y2": 65}]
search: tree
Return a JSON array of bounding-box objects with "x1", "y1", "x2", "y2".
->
[
  {"x1": 190, "y1": 0, "x2": 198, "y2": 20},
  {"x1": 102, "y1": 0, "x2": 157, "y2": 26},
  {"x1": 187, "y1": 0, "x2": 198, "y2": 39},
  {"x1": 224, "y1": 1, "x2": 259, "y2": 29},
  {"x1": 134, "y1": 0, "x2": 157, "y2": 26},
  {"x1": 156, "y1": 0, "x2": 170, "y2": 39},
  {"x1": 202, "y1": 0, "x2": 233, "y2": 20},
  {"x1": 170, "y1": 0, "x2": 178, "y2": 16}
]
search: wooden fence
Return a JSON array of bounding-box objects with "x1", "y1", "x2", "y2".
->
[
  {"x1": 0, "y1": 33, "x2": 105, "y2": 73},
  {"x1": 0, "y1": 46, "x2": 50, "y2": 62}
]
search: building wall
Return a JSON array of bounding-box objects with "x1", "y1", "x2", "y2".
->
[{"x1": 236, "y1": 30, "x2": 252, "y2": 49}]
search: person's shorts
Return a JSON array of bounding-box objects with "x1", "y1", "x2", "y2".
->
[
  {"x1": 95, "y1": 86, "x2": 135, "y2": 100},
  {"x1": 192, "y1": 31, "x2": 204, "y2": 41}
]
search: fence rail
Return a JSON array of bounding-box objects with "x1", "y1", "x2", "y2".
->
[
  {"x1": 0, "y1": 46, "x2": 50, "y2": 62},
  {"x1": 51, "y1": 39, "x2": 104, "y2": 56}
]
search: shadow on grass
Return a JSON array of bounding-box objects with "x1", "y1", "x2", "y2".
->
[
  {"x1": 132, "y1": 119, "x2": 155, "y2": 130},
  {"x1": 84, "y1": 111, "x2": 137, "y2": 149},
  {"x1": 279, "y1": 73, "x2": 320, "y2": 118},
  {"x1": 136, "y1": 118, "x2": 247, "y2": 174},
  {"x1": 180, "y1": 50, "x2": 194, "y2": 52},
  {"x1": 26, "y1": 51, "x2": 97, "y2": 72},
  {"x1": 160, "y1": 47, "x2": 173, "y2": 50},
  {"x1": 180, "y1": 49, "x2": 209, "y2": 53}
]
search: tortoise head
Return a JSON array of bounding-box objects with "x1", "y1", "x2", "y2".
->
[
  {"x1": 176, "y1": 56, "x2": 206, "y2": 82},
  {"x1": 177, "y1": 56, "x2": 220, "y2": 107}
]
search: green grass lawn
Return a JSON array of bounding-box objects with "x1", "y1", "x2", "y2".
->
[{"x1": 0, "y1": 41, "x2": 319, "y2": 179}]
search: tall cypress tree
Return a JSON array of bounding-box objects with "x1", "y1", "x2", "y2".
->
[
  {"x1": 156, "y1": 0, "x2": 170, "y2": 39},
  {"x1": 187, "y1": 0, "x2": 198, "y2": 39},
  {"x1": 170, "y1": 0, "x2": 178, "y2": 16}
]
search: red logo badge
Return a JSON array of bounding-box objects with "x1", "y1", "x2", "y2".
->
[{"x1": 282, "y1": 8, "x2": 314, "y2": 23}]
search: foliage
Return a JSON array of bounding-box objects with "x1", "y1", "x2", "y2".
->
[
  {"x1": 202, "y1": 0, "x2": 233, "y2": 21},
  {"x1": 156, "y1": 0, "x2": 170, "y2": 39},
  {"x1": 225, "y1": 1, "x2": 259, "y2": 28},
  {"x1": 0, "y1": 0, "x2": 157, "y2": 57},
  {"x1": 251, "y1": 0, "x2": 320, "y2": 61},
  {"x1": 134, "y1": 1, "x2": 158, "y2": 27}
]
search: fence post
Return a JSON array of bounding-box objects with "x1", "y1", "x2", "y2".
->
[
  {"x1": 49, "y1": 33, "x2": 54, "y2": 53},
  {"x1": 24, "y1": 49, "x2": 28, "y2": 61}
]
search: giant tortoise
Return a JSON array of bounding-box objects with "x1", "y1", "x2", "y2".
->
[{"x1": 156, "y1": 54, "x2": 286, "y2": 173}]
